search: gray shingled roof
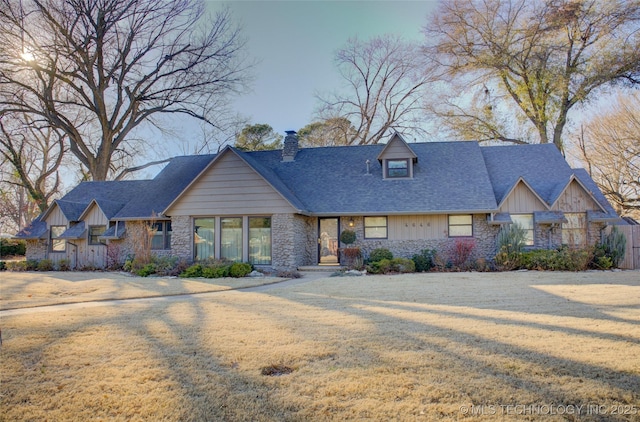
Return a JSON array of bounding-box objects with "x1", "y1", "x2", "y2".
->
[
  {"x1": 114, "y1": 154, "x2": 215, "y2": 219},
  {"x1": 236, "y1": 141, "x2": 498, "y2": 214},
  {"x1": 59, "y1": 222, "x2": 86, "y2": 239},
  {"x1": 481, "y1": 144, "x2": 575, "y2": 206},
  {"x1": 14, "y1": 216, "x2": 47, "y2": 239}
]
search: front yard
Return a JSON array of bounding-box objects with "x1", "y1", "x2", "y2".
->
[{"x1": 1, "y1": 270, "x2": 639, "y2": 421}]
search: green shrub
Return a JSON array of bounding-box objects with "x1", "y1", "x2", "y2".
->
[
  {"x1": 412, "y1": 249, "x2": 436, "y2": 272},
  {"x1": 153, "y1": 256, "x2": 179, "y2": 276},
  {"x1": 26, "y1": 259, "x2": 39, "y2": 271},
  {"x1": 368, "y1": 248, "x2": 393, "y2": 263},
  {"x1": 57, "y1": 259, "x2": 71, "y2": 271},
  {"x1": 600, "y1": 227, "x2": 626, "y2": 268},
  {"x1": 340, "y1": 229, "x2": 356, "y2": 245},
  {"x1": 7, "y1": 260, "x2": 27, "y2": 271},
  {"x1": 0, "y1": 261, "x2": 5, "y2": 271},
  {"x1": 495, "y1": 223, "x2": 527, "y2": 270},
  {"x1": 136, "y1": 263, "x2": 157, "y2": 277},
  {"x1": 230, "y1": 262, "x2": 252, "y2": 278},
  {"x1": 367, "y1": 257, "x2": 415, "y2": 274},
  {"x1": 518, "y1": 247, "x2": 592, "y2": 271},
  {"x1": 0, "y1": 239, "x2": 26, "y2": 256},
  {"x1": 37, "y1": 259, "x2": 54, "y2": 271},
  {"x1": 202, "y1": 265, "x2": 229, "y2": 278},
  {"x1": 181, "y1": 264, "x2": 203, "y2": 278}
]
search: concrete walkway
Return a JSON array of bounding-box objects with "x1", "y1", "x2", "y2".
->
[{"x1": 0, "y1": 272, "x2": 335, "y2": 317}]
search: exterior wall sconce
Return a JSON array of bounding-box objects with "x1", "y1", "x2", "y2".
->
[{"x1": 348, "y1": 218, "x2": 354, "y2": 227}]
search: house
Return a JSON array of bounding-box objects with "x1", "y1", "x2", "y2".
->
[{"x1": 15, "y1": 132, "x2": 620, "y2": 270}]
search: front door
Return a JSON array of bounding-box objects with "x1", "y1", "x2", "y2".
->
[{"x1": 318, "y1": 217, "x2": 339, "y2": 264}]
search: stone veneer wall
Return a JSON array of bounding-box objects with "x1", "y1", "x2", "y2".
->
[
  {"x1": 534, "y1": 224, "x2": 562, "y2": 250},
  {"x1": 340, "y1": 214, "x2": 500, "y2": 264},
  {"x1": 25, "y1": 240, "x2": 47, "y2": 261},
  {"x1": 170, "y1": 215, "x2": 193, "y2": 261},
  {"x1": 272, "y1": 213, "x2": 315, "y2": 270}
]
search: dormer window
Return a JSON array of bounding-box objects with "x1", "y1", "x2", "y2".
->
[
  {"x1": 386, "y1": 159, "x2": 409, "y2": 178},
  {"x1": 377, "y1": 132, "x2": 417, "y2": 180}
]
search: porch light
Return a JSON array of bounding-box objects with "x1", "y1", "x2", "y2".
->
[{"x1": 348, "y1": 218, "x2": 354, "y2": 228}]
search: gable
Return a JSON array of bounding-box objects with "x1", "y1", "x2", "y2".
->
[
  {"x1": 44, "y1": 203, "x2": 69, "y2": 226},
  {"x1": 377, "y1": 134, "x2": 417, "y2": 161},
  {"x1": 552, "y1": 178, "x2": 601, "y2": 212},
  {"x1": 81, "y1": 201, "x2": 109, "y2": 226},
  {"x1": 499, "y1": 180, "x2": 548, "y2": 213},
  {"x1": 166, "y1": 150, "x2": 296, "y2": 216}
]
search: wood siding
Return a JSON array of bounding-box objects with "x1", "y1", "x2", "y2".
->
[
  {"x1": 552, "y1": 179, "x2": 600, "y2": 212},
  {"x1": 387, "y1": 215, "x2": 448, "y2": 240},
  {"x1": 168, "y1": 151, "x2": 296, "y2": 216},
  {"x1": 379, "y1": 139, "x2": 415, "y2": 160},
  {"x1": 499, "y1": 182, "x2": 547, "y2": 213},
  {"x1": 45, "y1": 205, "x2": 68, "y2": 226}
]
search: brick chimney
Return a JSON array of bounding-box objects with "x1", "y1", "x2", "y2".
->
[{"x1": 282, "y1": 130, "x2": 299, "y2": 162}]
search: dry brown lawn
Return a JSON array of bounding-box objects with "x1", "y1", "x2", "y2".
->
[
  {"x1": 1, "y1": 270, "x2": 639, "y2": 421},
  {"x1": 0, "y1": 271, "x2": 282, "y2": 310}
]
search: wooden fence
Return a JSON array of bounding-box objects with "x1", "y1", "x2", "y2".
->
[{"x1": 612, "y1": 225, "x2": 640, "y2": 270}]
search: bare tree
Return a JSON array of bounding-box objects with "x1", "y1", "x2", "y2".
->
[
  {"x1": 0, "y1": 0, "x2": 251, "y2": 180},
  {"x1": 0, "y1": 113, "x2": 65, "y2": 213},
  {"x1": 317, "y1": 35, "x2": 436, "y2": 145},
  {"x1": 424, "y1": 0, "x2": 640, "y2": 150},
  {"x1": 571, "y1": 91, "x2": 640, "y2": 219}
]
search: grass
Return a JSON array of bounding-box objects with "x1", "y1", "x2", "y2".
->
[
  {"x1": 1, "y1": 271, "x2": 639, "y2": 421},
  {"x1": 0, "y1": 271, "x2": 283, "y2": 310}
]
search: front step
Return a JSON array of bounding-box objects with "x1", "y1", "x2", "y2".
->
[{"x1": 298, "y1": 265, "x2": 344, "y2": 272}]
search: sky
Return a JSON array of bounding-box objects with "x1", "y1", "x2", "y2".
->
[{"x1": 208, "y1": 0, "x2": 438, "y2": 136}]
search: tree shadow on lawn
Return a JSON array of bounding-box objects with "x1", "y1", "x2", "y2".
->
[
  {"x1": 3, "y1": 272, "x2": 639, "y2": 420},
  {"x1": 0, "y1": 271, "x2": 280, "y2": 311},
  {"x1": 0, "y1": 297, "x2": 305, "y2": 421}
]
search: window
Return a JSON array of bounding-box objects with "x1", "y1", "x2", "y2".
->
[
  {"x1": 364, "y1": 216, "x2": 388, "y2": 239},
  {"x1": 89, "y1": 225, "x2": 106, "y2": 245},
  {"x1": 249, "y1": 217, "x2": 271, "y2": 265},
  {"x1": 386, "y1": 159, "x2": 409, "y2": 178},
  {"x1": 50, "y1": 225, "x2": 66, "y2": 252},
  {"x1": 221, "y1": 217, "x2": 242, "y2": 262},
  {"x1": 151, "y1": 221, "x2": 172, "y2": 250},
  {"x1": 511, "y1": 214, "x2": 534, "y2": 246},
  {"x1": 194, "y1": 218, "x2": 215, "y2": 261},
  {"x1": 562, "y1": 213, "x2": 586, "y2": 247},
  {"x1": 448, "y1": 215, "x2": 473, "y2": 237}
]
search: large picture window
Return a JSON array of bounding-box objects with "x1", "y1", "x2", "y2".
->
[
  {"x1": 194, "y1": 218, "x2": 215, "y2": 261},
  {"x1": 221, "y1": 217, "x2": 242, "y2": 262},
  {"x1": 448, "y1": 215, "x2": 473, "y2": 237},
  {"x1": 50, "y1": 225, "x2": 66, "y2": 252},
  {"x1": 249, "y1": 217, "x2": 271, "y2": 265},
  {"x1": 364, "y1": 216, "x2": 388, "y2": 239},
  {"x1": 511, "y1": 214, "x2": 534, "y2": 246}
]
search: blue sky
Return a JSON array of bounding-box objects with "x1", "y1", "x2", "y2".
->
[{"x1": 210, "y1": 0, "x2": 438, "y2": 136}]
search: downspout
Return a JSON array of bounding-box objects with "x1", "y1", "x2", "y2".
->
[{"x1": 68, "y1": 242, "x2": 78, "y2": 269}]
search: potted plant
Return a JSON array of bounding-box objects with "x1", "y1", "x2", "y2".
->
[{"x1": 339, "y1": 229, "x2": 362, "y2": 269}]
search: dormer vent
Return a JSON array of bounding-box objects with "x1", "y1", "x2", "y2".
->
[{"x1": 282, "y1": 130, "x2": 299, "y2": 162}]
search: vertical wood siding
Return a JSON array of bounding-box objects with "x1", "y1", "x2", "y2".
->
[
  {"x1": 168, "y1": 152, "x2": 296, "y2": 216},
  {"x1": 499, "y1": 182, "x2": 547, "y2": 213},
  {"x1": 552, "y1": 180, "x2": 599, "y2": 212},
  {"x1": 387, "y1": 215, "x2": 448, "y2": 240}
]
